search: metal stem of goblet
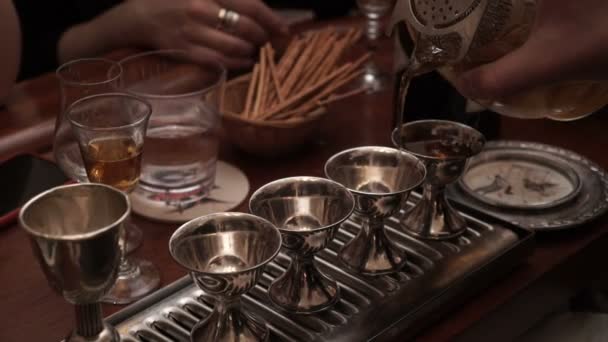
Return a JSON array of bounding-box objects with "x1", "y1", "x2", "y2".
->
[
  {"x1": 402, "y1": 183, "x2": 467, "y2": 239},
  {"x1": 269, "y1": 253, "x2": 339, "y2": 314},
  {"x1": 74, "y1": 304, "x2": 104, "y2": 337},
  {"x1": 339, "y1": 215, "x2": 406, "y2": 276},
  {"x1": 69, "y1": 303, "x2": 120, "y2": 341},
  {"x1": 193, "y1": 297, "x2": 268, "y2": 342}
]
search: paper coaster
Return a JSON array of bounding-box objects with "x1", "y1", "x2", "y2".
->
[{"x1": 130, "y1": 161, "x2": 249, "y2": 223}]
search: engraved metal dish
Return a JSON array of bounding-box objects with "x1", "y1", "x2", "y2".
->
[
  {"x1": 459, "y1": 149, "x2": 582, "y2": 210},
  {"x1": 448, "y1": 140, "x2": 608, "y2": 231},
  {"x1": 107, "y1": 193, "x2": 534, "y2": 341}
]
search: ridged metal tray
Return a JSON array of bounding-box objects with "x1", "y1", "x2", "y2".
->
[{"x1": 107, "y1": 194, "x2": 534, "y2": 341}]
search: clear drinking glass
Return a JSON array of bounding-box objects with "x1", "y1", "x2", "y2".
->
[
  {"x1": 356, "y1": 0, "x2": 397, "y2": 92},
  {"x1": 117, "y1": 50, "x2": 226, "y2": 208},
  {"x1": 55, "y1": 58, "x2": 143, "y2": 254},
  {"x1": 55, "y1": 58, "x2": 122, "y2": 182},
  {"x1": 67, "y1": 93, "x2": 161, "y2": 304}
]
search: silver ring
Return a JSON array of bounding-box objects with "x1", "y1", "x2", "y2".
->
[{"x1": 217, "y1": 8, "x2": 240, "y2": 31}]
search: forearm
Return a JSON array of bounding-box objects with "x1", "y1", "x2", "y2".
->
[
  {"x1": 0, "y1": 0, "x2": 22, "y2": 104},
  {"x1": 57, "y1": 2, "x2": 140, "y2": 63}
]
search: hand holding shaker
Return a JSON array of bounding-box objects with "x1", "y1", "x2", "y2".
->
[{"x1": 390, "y1": 0, "x2": 608, "y2": 121}]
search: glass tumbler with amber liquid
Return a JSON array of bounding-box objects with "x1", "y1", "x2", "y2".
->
[{"x1": 67, "y1": 93, "x2": 160, "y2": 304}]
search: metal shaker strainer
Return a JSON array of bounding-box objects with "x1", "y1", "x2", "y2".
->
[{"x1": 393, "y1": 0, "x2": 518, "y2": 62}]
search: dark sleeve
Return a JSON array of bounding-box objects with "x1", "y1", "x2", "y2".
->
[
  {"x1": 13, "y1": 0, "x2": 122, "y2": 80},
  {"x1": 265, "y1": 0, "x2": 355, "y2": 19},
  {"x1": 13, "y1": 0, "x2": 76, "y2": 80}
]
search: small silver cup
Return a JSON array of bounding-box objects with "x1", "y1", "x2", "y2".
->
[
  {"x1": 19, "y1": 183, "x2": 129, "y2": 342},
  {"x1": 250, "y1": 177, "x2": 355, "y2": 314},
  {"x1": 392, "y1": 120, "x2": 485, "y2": 239},
  {"x1": 325, "y1": 146, "x2": 426, "y2": 275},
  {"x1": 169, "y1": 213, "x2": 282, "y2": 342}
]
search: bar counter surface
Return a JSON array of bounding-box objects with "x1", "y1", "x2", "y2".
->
[{"x1": 1, "y1": 17, "x2": 608, "y2": 342}]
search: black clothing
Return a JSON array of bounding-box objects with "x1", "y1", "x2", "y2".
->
[
  {"x1": 13, "y1": 0, "x2": 120, "y2": 80},
  {"x1": 13, "y1": 0, "x2": 354, "y2": 80},
  {"x1": 266, "y1": 1, "x2": 354, "y2": 19}
]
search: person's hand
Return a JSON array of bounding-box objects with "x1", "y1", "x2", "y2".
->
[
  {"x1": 456, "y1": 0, "x2": 608, "y2": 100},
  {"x1": 127, "y1": 0, "x2": 288, "y2": 69},
  {"x1": 59, "y1": 0, "x2": 289, "y2": 70}
]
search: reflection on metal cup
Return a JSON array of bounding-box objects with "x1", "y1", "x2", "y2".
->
[
  {"x1": 19, "y1": 183, "x2": 129, "y2": 341},
  {"x1": 170, "y1": 212, "x2": 281, "y2": 342},
  {"x1": 325, "y1": 146, "x2": 426, "y2": 275},
  {"x1": 392, "y1": 119, "x2": 485, "y2": 239},
  {"x1": 250, "y1": 177, "x2": 355, "y2": 313}
]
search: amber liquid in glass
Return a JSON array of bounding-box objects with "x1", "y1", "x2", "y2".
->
[
  {"x1": 83, "y1": 136, "x2": 142, "y2": 192},
  {"x1": 402, "y1": 139, "x2": 473, "y2": 159}
]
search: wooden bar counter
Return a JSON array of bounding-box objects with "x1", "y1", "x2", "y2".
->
[{"x1": 1, "y1": 17, "x2": 608, "y2": 342}]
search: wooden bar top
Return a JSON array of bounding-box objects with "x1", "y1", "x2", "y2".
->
[{"x1": 1, "y1": 16, "x2": 608, "y2": 342}]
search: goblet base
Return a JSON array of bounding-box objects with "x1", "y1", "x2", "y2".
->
[
  {"x1": 400, "y1": 193, "x2": 467, "y2": 240},
  {"x1": 101, "y1": 257, "x2": 160, "y2": 304},
  {"x1": 269, "y1": 257, "x2": 340, "y2": 314},
  {"x1": 192, "y1": 300, "x2": 269, "y2": 342},
  {"x1": 64, "y1": 322, "x2": 119, "y2": 342},
  {"x1": 339, "y1": 219, "x2": 407, "y2": 276}
]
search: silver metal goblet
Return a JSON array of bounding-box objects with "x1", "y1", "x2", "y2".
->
[
  {"x1": 169, "y1": 213, "x2": 282, "y2": 342},
  {"x1": 19, "y1": 183, "x2": 129, "y2": 342},
  {"x1": 325, "y1": 146, "x2": 426, "y2": 275},
  {"x1": 392, "y1": 119, "x2": 485, "y2": 239},
  {"x1": 249, "y1": 177, "x2": 355, "y2": 314}
]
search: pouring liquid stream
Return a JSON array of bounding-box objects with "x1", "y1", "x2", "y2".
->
[{"x1": 395, "y1": 36, "x2": 446, "y2": 177}]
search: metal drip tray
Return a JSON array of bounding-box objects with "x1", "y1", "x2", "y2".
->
[{"x1": 108, "y1": 196, "x2": 534, "y2": 341}]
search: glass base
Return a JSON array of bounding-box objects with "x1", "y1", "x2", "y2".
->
[
  {"x1": 136, "y1": 180, "x2": 214, "y2": 212},
  {"x1": 101, "y1": 257, "x2": 160, "y2": 305}
]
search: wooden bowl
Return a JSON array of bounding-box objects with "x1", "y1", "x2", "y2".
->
[{"x1": 222, "y1": 74, "x2": 326, "y2": 158}]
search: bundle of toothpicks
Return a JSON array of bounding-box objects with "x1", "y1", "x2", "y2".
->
[{"x1": 240, "y1": 26, "x2": 370, "y2": 121}]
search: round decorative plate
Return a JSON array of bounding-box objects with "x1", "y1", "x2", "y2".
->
[
  {"x1": 459, "y1": 151, "x2": 582, "y2": 210},
  {"x1": 131, "y1": 161, "x2": 249, "y2": 223},
  {"x1": 447, "y1": 141, "x2": 608, "y2": 231}
]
